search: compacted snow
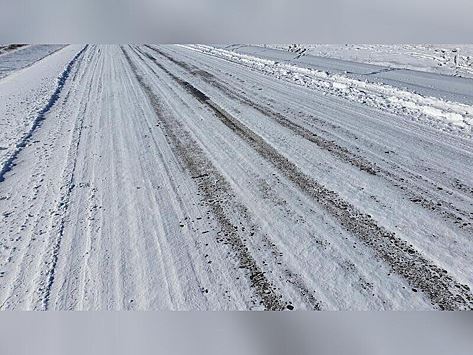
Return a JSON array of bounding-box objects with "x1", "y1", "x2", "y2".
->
[{"x1": 0, "y1": 45, "x2": 472, "y2": 310}]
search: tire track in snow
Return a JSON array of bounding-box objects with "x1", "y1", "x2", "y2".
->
[
  {"x1": 220, "y1": 86, "x2": 473, "y2": 231},
  {"x1": 139, "y1": 47, "x2": 473, "y2": 310},
  {"x1": 137, "y1": 45, "x2": 401, "y2": 310},
  {"x1": 144, "y1": 46, "x2": 473, "y2": 233},
  {"x1": 36, "y1": 46, "x2": 93, "y2": 310},
  {"x1": 133, "y1": 46, "x2": 330, "y2": 310},
  {"x1": 122, "y1": 46, "x2": 291, "y2": 311}
]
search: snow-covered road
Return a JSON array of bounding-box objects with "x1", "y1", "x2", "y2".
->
[{"x1": 0, "y1": 45, "x2": 472, "y2": 310}]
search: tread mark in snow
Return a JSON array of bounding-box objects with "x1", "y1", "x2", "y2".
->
[
  {"x1": 145, "y1": 46, "x2": 473, "y2": 232},
  {"x1": 138, "y1": 50, "x2": 473, "y2": 310},
  {"x1": 122, "y1": 46, "x2": 292, "y2": 311},
  {"x1": 37, "y1": 46, "x2": 90, "y2": 310}
]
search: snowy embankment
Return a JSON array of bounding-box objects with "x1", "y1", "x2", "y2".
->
[
  {"x1": 266, "y1": 44, "x2": 473, "y2": 78},
  {"x1": 0, "y1": 45, "x2": 66, "y2": 79},
  {"x1": 185, "y1": 45, "x2": 473, "y2": 137},
  {"x1": 0, "y1": 45, "x2": 82, "y2": 176}
]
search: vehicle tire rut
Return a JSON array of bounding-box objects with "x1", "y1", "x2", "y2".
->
[
  {"x1": 122, "y1": 46, "x2": 292, "y2": 310},
  {"x1": 137, "y1": 47, "x2": 473, "y2": 310},
  {"x1": 144, "y1": 45, "x2": 473, "y2": 233}
]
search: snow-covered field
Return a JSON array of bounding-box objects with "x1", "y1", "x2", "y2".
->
[
  {"x1": 0, "y1": 45, "x2": 66, "y2": 79},
  {"x1": 264, "y1": 44, "x2": 473, "y2": 78},
  {"x1": 0, "y1": 44, "x2": 27, "y2": 56},
  {"x1": 0, "y1": 45, "x2": 472, "y2": 310}
]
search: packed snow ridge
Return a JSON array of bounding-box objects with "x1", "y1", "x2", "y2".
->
[
  {"x1": 266, "y1": 44, "x2": 473, "y2": 78},
  {"x1": 186, "y1": 45, "x2": 473, "y2": 137}
]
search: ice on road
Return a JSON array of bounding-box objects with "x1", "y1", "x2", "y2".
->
[{"x1": 0, "y1": 45, "x2": 472, "y2": 310}]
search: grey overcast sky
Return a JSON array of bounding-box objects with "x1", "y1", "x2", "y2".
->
[{"x1": 0, "y1": 0, "x2": 472, "y2": 42}]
